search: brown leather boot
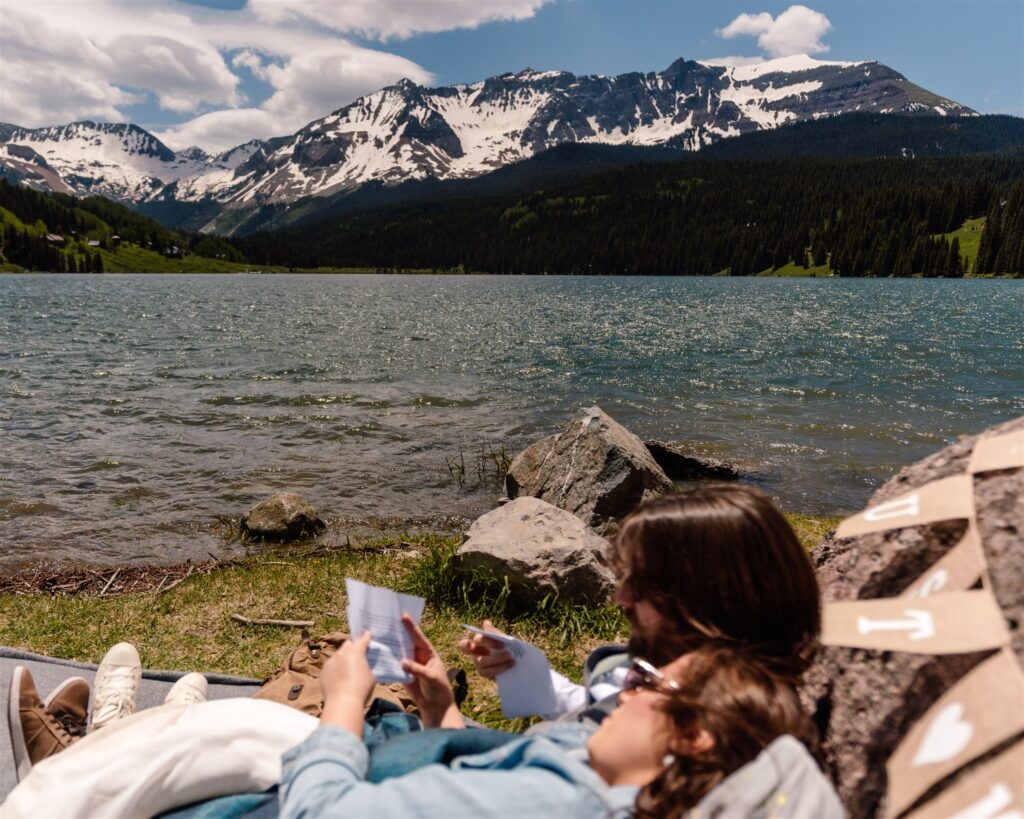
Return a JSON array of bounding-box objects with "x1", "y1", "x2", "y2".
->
[
  {"x1": 44, "y1": 676, "x2": 90, "y2": 738},
  {"x1": 7, "y1": 667, "x2": 76, "y2": 781}
]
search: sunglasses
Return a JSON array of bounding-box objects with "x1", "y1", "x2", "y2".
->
[{"x1": 623, "y1": 658, "x2": 681, "y2": 696}]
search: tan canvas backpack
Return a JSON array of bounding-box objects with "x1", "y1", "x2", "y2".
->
[{"x1": 252, "y1": 630, "x2": 417, "y2": 716}]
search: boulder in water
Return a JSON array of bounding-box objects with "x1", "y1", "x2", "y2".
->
[
  {"x1": 504, "y1": 406, "x2": 673, "y2": 533},
  {"x1": 240, "y1": 493, "x2": 326, "y2": 542}
]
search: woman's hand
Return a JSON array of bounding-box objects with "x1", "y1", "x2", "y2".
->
[
  {"x1": 458, "y1": 619, "x2": 515, "y2": 679},
  {"x1": 400, "y1": 614, "x2": 465, "y2": 729},
  {"x1": 320, "y1": 631, "x2": 375, "y2": 734}
]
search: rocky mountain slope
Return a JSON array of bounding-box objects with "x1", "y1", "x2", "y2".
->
[{"x1": 0, "y1": 54, "x2": 974, "y2": 234}]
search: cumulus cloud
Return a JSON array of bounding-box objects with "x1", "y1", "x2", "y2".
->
[
  {"x1": 716, "y1": 5, "x2": 833, "y2": 58},
  {"x1": 0, "y1": 0, "x2": 546, "y2": 152},
  {"x1": 248, "y1": 0, "x2": 549, "y2": 41}
]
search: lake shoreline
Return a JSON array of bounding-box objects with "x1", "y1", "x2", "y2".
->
[{"x1": 0, "y1": 511, "x2": 840, "y2": 592}]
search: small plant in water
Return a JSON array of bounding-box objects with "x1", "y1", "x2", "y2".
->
[{"x1": 445, "y1": 442, "x2": 512, "y2": 491}]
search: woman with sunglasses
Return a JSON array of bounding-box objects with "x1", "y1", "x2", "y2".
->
[{"x1": 279, "y1": 618, "x2": 842, "y2": 819}]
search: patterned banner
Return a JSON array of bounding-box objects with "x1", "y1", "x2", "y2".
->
[
  {"x1": 835, "y1": 474, "x2": 975, "y2": 539},
  {"x1": 901, "y1": 522, "x2": 986, "y2": 599},
  {"x1": 904, "y1": 740, "x2": 1024, "y2": 819},
  {"x1": 968, "y1": 429, "x2": 1024, "y2": 474},
  {"x1": 821, "y1": 591, "x2": 1009, "y2": 653},
  {"x1": 885, "y1": 650, "x2": 1024, "y2": 818}
]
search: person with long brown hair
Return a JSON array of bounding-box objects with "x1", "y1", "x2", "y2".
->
[
  {"x1": 462, "y1": 484, "x2": 822, "y2": 717},
  {"x1": 278, "y1": 621, "x2": 841, "y2": 818}
]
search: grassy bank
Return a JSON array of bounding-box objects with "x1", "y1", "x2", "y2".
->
[{"x1": 0, "y1": 514, "x2": 838, "y2": 729}]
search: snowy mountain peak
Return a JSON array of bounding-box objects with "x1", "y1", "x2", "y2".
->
[{"x1": 0, "y1": 55, "x2": 976, "y2": 232}]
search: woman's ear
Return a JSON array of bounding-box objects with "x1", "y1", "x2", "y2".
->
[{"x1": 672, "y1": 727, "x2": 715, "y2": 757}]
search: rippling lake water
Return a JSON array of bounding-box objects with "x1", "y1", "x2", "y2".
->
[{"x1": 1, "y1": 273, "x2": 1021, "y2": 566}]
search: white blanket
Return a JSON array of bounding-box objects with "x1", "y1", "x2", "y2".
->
[{"x1": 1, "y1": 699, "x2": 317, "y2": 819}]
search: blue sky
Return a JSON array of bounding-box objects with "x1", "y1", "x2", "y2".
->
[{"x1": 2, "y1": 0, "x2": 1020, "y2": 152}]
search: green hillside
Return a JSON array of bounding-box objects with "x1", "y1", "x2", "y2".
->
[{"x1": 0, "y1": 180, "x2": 253, "y2": 273}]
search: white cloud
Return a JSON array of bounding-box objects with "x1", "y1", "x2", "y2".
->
[
  {"x1": 716, "y1": 5, "x2": 832, "y2": 58},
  {"x1": 248, "y1": 0, "x2": 549, "y2": 41},
  {"x1": 0, "y1": 0, "x2": 546, "y2": 152}
]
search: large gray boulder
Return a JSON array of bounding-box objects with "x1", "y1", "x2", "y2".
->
[
  {"x1": 505, "y1": 406, "x2": 674, "y2": 532},
  {"x1": 240, "y1": 493, "x2": 326, "y2": 541},
  {"x1": 456, "y1": 497, "x2": 615, "y2": 605},
  {"x1": 802, "y1": 416, "x2": 1024, "y2": 818}
]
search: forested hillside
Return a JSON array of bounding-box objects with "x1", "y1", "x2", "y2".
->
[
  {"x1": 238, "y1": 153, "x2": 1024, "y2": 276},
  {"x1": 0, "y1": 180, "x2": 247, "y2": 272}
]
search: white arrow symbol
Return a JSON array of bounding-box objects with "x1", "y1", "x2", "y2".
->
[{"x1": 857, "y1": 609, "x2": 935, "y2": 640}]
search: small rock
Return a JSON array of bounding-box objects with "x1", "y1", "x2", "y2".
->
[
  {"x1": 240, "y1": 493, "x2": 326, "y2": 542},
  {"x1": 505, "y1": 406, "x2": 673, "y2": 532},
  {"x1": 643, "y1": 440, "x2": 740, "y2": 481},
  {"x1": 456, "y1": 497, "x2": 615, "y2": 605}
]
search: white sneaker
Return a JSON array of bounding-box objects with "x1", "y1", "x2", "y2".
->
[
  {"x1": 164, "y1": 673, "x2": 208, "y2": 707},
  {"x1": 88, "y1": 642, "x2": 141, "y2": 732}
]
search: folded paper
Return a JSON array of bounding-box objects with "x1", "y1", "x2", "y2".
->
[
  {"x1": 835, "y1": 474, "x2": 975, "y2": 539},
  {"x1": 885, "y1": 650, "x2": 1024, "y2": 817},
  {"x1": 901, "y1": 522, "x2": 986, "y2": 599},
  {"x1": 821, "y1": 591, "x2": 1009, "y2": 653},
  {"x1": 904, "y1": 740, "x2": 1023, "y2": 819}
]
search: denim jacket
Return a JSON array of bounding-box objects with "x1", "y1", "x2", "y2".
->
[{"x1": 279, "y1": 721, "x2": 638, "y2": 818}]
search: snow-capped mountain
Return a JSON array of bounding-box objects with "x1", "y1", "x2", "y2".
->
[{"x1": 0, "y1": 55, "x2": 974, "y2": 232}]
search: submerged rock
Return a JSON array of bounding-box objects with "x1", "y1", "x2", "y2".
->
[
  {"x1": 504, "y1": 406, "x2": 673, "y2": 532},
  {"x1": 456, "y1": 497, "x2": 615, "y2": 605},
  {"x1": 643, "y1": 440, "x2": 740, "y2": 481},
  {"x1": 802, "y1": 416, "x2": 1024, "y2": 818},
  {"x1": 240, "y1": 493, "x2": 326, "y2": 542}
]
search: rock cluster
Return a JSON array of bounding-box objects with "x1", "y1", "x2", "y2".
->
[{"x1": 802, "y1": 416, "x2": 1023, "y2": 818}]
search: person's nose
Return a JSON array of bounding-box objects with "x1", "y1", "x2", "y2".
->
[
  {"x1": 618, "y1": 686, "x2": 639, "y2": 706},
  {"x1": 614, "y1": 584, "x2": 633, "y2": 607}
]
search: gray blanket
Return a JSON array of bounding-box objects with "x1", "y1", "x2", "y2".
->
[{"x1": 0, "y1": 647, "x2": 262, "y2": 801}]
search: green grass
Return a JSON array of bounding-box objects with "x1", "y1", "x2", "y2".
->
[
  {"x1": 757, "y1": 261, "x2": 832, "y2": 277},
  {"x1": 0, "y1": 513, "x2": 837, "y2": 728},
  {"x1": 98, "y1": 244, "x2": 291, "y2": 274},
  {"x1": 937, "y1": 216, "x2": 985, "y2": 273}
]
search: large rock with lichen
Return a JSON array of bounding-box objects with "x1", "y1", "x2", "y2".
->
[{"x1": 802, "y1": 416, "x2": 1024, "y2": 818}]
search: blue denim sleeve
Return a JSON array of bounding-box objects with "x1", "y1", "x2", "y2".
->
[{"x1": 279, "y1": 725, "x2": 369, "y2": 819}]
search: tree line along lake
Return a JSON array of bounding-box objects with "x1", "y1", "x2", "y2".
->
[{"x1": 0, "y1": 273, "x2": 1021, "y2": 566}]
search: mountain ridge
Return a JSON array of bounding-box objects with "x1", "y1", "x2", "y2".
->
[{"x1": 0, "y1": 54, "x2": 979, "y2": 235}]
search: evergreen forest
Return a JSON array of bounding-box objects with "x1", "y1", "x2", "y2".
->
[{"x1": 239, "y1": 153, "x2": 1024, "y2": 277}]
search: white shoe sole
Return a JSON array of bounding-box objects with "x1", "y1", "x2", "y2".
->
[{"x1": 8, "y1": 666, "x2": 31, "y2": 783}]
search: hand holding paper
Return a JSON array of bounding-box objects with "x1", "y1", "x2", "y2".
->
[
  {"x1": 346, "y1": 578, "x2": 426, "y2": 683},
  {"x1": 463, "y1": 625, "x2": 557, "y2": 718}
]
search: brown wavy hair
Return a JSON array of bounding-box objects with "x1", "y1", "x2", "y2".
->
[
  {"x1": 610, "y1": 484, "x2": 821, "y2": 676},
  {"x1": 634, "y1": 645, "x2": 817, "y2": 819}
]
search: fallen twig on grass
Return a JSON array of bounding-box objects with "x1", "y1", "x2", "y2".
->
[
  {"x1": 158, "y1": 565, "x2": 195, "y2": 595},
  {"x1": 230, "y1": 614, "x2": 313, "y2": 628}
]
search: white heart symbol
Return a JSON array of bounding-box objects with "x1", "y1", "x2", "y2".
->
[{"x1": 912, "y1": 702, "x2": 974, "y2": 767}]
